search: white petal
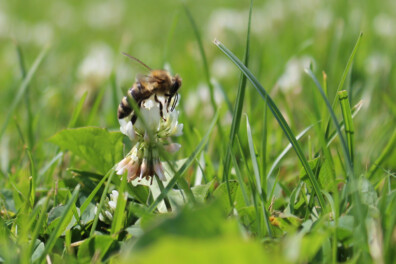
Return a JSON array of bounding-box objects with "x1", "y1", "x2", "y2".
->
[
  {"x1": 173, "y1": 124, "x2": 183, "y2": 136},
  {"x1": 105, "y1": 210, "x2": 113, "y2": 221},
  {"x1": 115, "y1": 157, "x2": 130, "y2": 175},
  {"x1": 110, "y1": 190, "x2": 119, "y2": 201},
  {"x1": 108, "y1": 201, "x2": 117, "y2": 210},
  {"x1": 154, "y1": 162, "x2": 166, "y2": 181}
]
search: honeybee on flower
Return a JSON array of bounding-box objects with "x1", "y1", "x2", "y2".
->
[{"x1": 115, "y1": 54, "x2": 183, "y2": 184}]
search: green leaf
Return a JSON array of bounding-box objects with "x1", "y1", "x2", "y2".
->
[
  {"x1": 121, "y1": 235, "x2": 279, "y2": 264},
  {"x1": 318, "y1": 159, "x2": 335, "y2": 191},
  {"x1": 49, "y1": 127, "x2": 124, "y2": 174},
  {"x1": 133, "y1": 201, "x2": 240, "y2": 251},
  {"x1": 167, "y1": 181, "x2": 213, "y2": 207},
  {"x1": 213, "y1": 181, "x2": 239, "y2": 214},
  {"x1": 77, "y1": 235, "x2": 117, "y2": 263}
]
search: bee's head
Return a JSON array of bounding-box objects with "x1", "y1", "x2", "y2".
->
[{"x1": 171, "y1": 75, "x2": 182, "y2": 94}]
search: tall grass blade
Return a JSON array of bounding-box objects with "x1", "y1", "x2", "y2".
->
[
  {"x1": 0, "y1": 45, "x2": 49, "y2": 141},
  {"x1": 305, "y1": 68, "x2": 368, "y2": 251},
  {"x1": 221, "y1": 0, "x2": 253, "y2": 207},
  {"x1": 246, "y1": 115, "x2": 272, "y2": 237},
  {"x1": 183, "y1": 6, "x2": 216, "y2": 112},
  {"x1": 214, "y1": 40, "x2": 326, "y2": 210},
  {"x1": 15, "y1": 43, "x2": 34, "y2": 149}
]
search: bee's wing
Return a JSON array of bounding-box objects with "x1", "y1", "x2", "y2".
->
[{"x1": 135, "y1": 74, "x2": 151, "y2": 83}]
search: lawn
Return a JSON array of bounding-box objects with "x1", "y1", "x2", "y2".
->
[{"x1": 0, "y1": 0, "x2": 395, "y2": 263}]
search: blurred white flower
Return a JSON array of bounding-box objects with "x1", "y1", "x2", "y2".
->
[
  {"x1": 364, "y1": 53, "x2": 391, "y2": 76},
  {"x1": 84, "y1": 1, "x2": 124, "y2": 29},
  {"x1": 116, "y1": 94, "x2": 182, "y2": 183},
  {"x1": 185, "y1": 83, "x2": 223, "y2": 117},
  {"x1": 373, "y1": 13, "x2": 396, "y2": 38},
  {"x1": 207, "y1": 9, "x2": 246, "y2": 39},
  {"x1": 277, "y1": 56, "x2": 313, "y2": 93},
  {"x1": 95, "y1": 190, "x2": 127, "y2": 224},
  {"x1": 77, "y1": 43, "x2": 113, "y2": 80},
  {"x1": 314, "y1": 9, "x2": 333, "y2": 30}
]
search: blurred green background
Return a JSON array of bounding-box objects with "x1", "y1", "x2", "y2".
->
[
  {"x1": 1, "y1": 0, "x2": 395, "y2": 170},
  {"x1": 1, "y1": 0, "x2": 396, "y2": 262}
]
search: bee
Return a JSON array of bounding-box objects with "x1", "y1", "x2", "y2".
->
[{"x1": 118, "y1": 53, "x2": 182, "y2": 124}]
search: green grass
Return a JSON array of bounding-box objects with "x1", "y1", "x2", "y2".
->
[{"x1": 1, "y1": 0, "x2": 396, "y2": 263}]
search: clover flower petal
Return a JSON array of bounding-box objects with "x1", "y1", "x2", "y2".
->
[{"x1": 116, "y1": 93, "x2": 182, "y2": 184}]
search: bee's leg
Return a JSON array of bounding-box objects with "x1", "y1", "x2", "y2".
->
[
  {"x1": 154, "y1": 94, "x2": 166, "y2": 121},
  {"x1": 164, "y1": 93, "x2": 171, "y2": 112},
  {"x1": 171, "y1": 93, "x2": 178, "y2": 111}
]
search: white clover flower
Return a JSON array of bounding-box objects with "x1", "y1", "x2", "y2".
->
[
  {"x1": 95, "y1": 190, "x2": 127, "y2": 224},
  {"x1": 116, "y1": 94, "x2": 182, "y2": 184}
]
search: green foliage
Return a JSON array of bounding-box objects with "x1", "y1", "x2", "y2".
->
[
  {"x1": 1, "y1": 0, "x2": 396, "y2": 263},
  {"x1": 50, "y1": 127, "x2": 124, "y2": 174}
]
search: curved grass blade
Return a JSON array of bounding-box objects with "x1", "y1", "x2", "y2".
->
[
  {"x1": 37, "y1": 185, "x2": 80, "y2": 263},
  {"x1": 368, "y1": 129, "x2": 396, "y2": 183},
  {"x1": 214, "y1": 40, "x2": 326, "y2": 210},
  {"x1": 0, "y1": 45, "x2": 49, "y2": 141},
  {"x1": 148, "y1": 110, "x2": 219, "y2": 213},
  {"x1": 267, "y1": 124, "x2": 315, "y2": 180}
]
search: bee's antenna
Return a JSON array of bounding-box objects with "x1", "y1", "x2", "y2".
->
[{"x1": 121, "y1": 52, "x2": 152, "y2": 71}]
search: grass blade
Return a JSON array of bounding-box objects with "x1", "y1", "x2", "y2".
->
[
  {"x1": 37, "y1": 185, "x2": 80, "y2": 263},
  {"x1": 110, "y1": 171, "x2": 127, "y2": 237},
  {"x1": 68, "y1": 91, "x2": 88, "y2": 128},
  {"x1": 214, "y1": 40, "x2": 326, "y2": 210},
  {"x1": 15, "y1": 43, "x2": 34, "y2": 149},
  {"x1": 90, "y1": 169, "x2": 115, "y2": 236},
  {"x1": 221, "y1": 0, "x2": 253, "y2": 207},
  {"x1": 184, "y1": 5, "x2": 216, "y2": 112},
  {"x1": 305, "y1": 68, "x2": 368, "y2": 251},
  {"x1": 325, "y1": 32, "x2": 363, "y2": 139},
  {"x1": 0, "y1": 45, "x2": 49, "y2": 141},
  {"x1": 368, "y1": 129, "x2": 396, "y2": 183},
  {"x1": 148, "y1": 110, "x2": 219, "y2": 213},
  {"x1": 246, "y1": 115, "x2": 272, "y2": 237},
  {"x1": 338, "y1": 90, "x2": 355, "y2": 164},
  {"x1": 305, "y1": 69, "x2": 353, "y2": 173}
]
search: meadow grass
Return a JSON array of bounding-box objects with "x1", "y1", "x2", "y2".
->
[{"x1": 0, "y1": 0, "x2": 395, "y2": 263}]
